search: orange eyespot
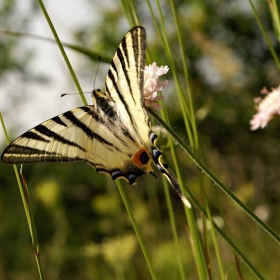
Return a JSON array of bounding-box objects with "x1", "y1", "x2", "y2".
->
[{"x1": 132, "y1": 148, "x2": 150, "y2": 167}]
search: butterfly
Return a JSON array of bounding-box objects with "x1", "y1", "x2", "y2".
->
[{"x1": 1, "y1": 26, "x2": 190, "y2": 208}]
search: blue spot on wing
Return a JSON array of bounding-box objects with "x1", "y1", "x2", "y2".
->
[
  {"x1": 128, "y1": 174, "x2": 137, "y2": 185},
  {"x1": 111, "y1": 170, "x2": 124, "y2": 180}
]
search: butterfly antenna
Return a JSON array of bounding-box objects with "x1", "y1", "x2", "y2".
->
[
  {"x1": 93, "y1": 56, "x2": 101, "y2": 89},
  {"x1": 61, "y1": 92, "x2": 91, "y2": 97}
]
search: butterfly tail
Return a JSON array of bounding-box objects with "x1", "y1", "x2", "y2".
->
[
  {"x1": 150, "y1": 132, "x2": 191, "y2": 208},
  {"x1": 156, "y1": 162, "x2": 191, "y2": 208}
]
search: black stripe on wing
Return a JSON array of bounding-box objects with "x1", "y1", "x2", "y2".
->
[
  {"x1": 107, "y1": 69, "x2": 135, "y2": 127},
  {"x1": 62, "y1": 110, "x2": 117, "y2": 150},
  {"x1": 21, "y1": 131, "x2": 50, "y2": 142},
  {"x1": 131, "y1": 27, "x2": 146, "y2": 93},
  {"x1": 80, "y1": 106, "x2": 105, "y2": 125},
  {"x1": 80, "y1": 106, "x2": 134, "y2": 147},
  {"x1": 52, "y1": 116, "x2": 67, "y2": 127},
  {"x1": 121, "y1": 34, "x2": 129, "y2": 66},
  {"x1": 34, "y1": 124, "x2": 85, "y2": 150},
  {"x1": 2, "y1": 144, "x2": 84, "y2": 163},
  {"x1": 116, "y1": 47, "x2": 134, "y2": 103}
]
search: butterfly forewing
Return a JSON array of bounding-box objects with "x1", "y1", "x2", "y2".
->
[
  {"x1": 105, "y1": 27, "x2": 148, "y2": 140},
  {"x1": 4, "y1": 106, "x2": 132, "y2": 160}
]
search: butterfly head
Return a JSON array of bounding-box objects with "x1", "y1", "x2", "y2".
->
[
  {"x1": 92, "y1": 88, "x2": 117, "y2": 118},
  {"x1": 92, "y1": 88, "x2": 106, "y2": 107}
]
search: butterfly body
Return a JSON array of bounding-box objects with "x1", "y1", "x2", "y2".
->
[{"x1": 2, "y1": 26, "x2": 191, "y2": 208}]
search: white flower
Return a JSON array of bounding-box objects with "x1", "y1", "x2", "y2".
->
[
  {"x1": 250, "y1": 86, "x2": 280, "y2": 130},
  {"x1": 143, "y1": 62, "x2": 169, "y2": 110}
]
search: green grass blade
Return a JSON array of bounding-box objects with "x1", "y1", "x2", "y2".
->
[
  {"x1": 269, "y1": 0, "x2": 280, "y2": 41},
  {"x1": 158, "y1": 100, "x2": 208, "y2": 279},
  {"x1": 116, "y1": 181, "x2": 158, "y2": 280},
  {"x1": 143, "y1": 1, "x2": 209, "y2": 278},
  {"x1": 0, "y1": 30, "x2": 112, "y2": 63},
  {"x1": 162, "y1": 179, "x2": 186, "y2": 280},
  {"x1": 248, "y1": 0, "x2": 280, "y2": 69},
  {"x1": 0, "y1": 112, "x2": 44, "y2": 280},
  {"x1": 192, "y1": 193, "x2": 264, "y2": 280},
  {"x1": 147, "y1": 107, "x2": 280, "y2": 247},
  {"x1": 167, "y1": 0, "x2": 199, "y2": 150},
  {"x1": 37, "y1": 0, "x2": 87, "y2": 106}
]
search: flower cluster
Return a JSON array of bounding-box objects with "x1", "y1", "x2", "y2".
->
[
  {"x1": 250, "y1": 86, "x2": 280, "y2": 130},
  {"x1": 143, "y1": 62, "x2": 169, "y2": 110}
]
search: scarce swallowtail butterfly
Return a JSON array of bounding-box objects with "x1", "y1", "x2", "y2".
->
[{"x1": 1, "y1": 26, "x2": 191, "y2": 208}]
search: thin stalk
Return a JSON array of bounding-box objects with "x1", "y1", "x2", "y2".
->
[
  {"x1": 162, "y1": 179, "x2": 186, "y2": 280},
  {"x1": 145, "y1": 0, "x2": 195, "y2": 149},
  {"x1": 119, "y1": 0, "x2": 135, "y2": 26},
  {"x1": 268, "y1": 0, "x2": 280, "y2": 40},
  {"x1": 116, "y1": 181, "x2": 158, "y2": 280},
  {"x1": 158, "y1": 2, "x2": 225, "y2": 277},
  {"x1": 0, "y1": 112, "x2": 44, "y2": 280},
  {"x1": 147, "y1": 112, "x2": 263, "y2": 279},
  {"x1": 248, "y1": 0, "x2": 280, "y2": 70},
  {"x1": 202, "y1": 181, "x2": 225, "y2": 279},
  {"x1": 192, "y1": 191, "x2": 264, "y2": 280},
  {"x1": 0, "y1": 30, "x2": 111, "y2": 63},
  {"x1": 168, "y1": 0, "x2": 199, "y2": 150},
  {"x1": 161, "y1": 102, "x2": 208, "y2": 280},
  {"x1": 147, "y1": 107, "x2": 280, "y2": 246},
  {"x1": 37, "y1": 0, "x2": 87, "y2": 106}
]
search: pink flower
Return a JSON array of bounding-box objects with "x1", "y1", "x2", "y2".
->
[
  {"x1": 250, "y1": 86, "x2": 280, "y2": 130},
  {"x1": 143, "y1": 62, "x2": 169, "y2": 110}
]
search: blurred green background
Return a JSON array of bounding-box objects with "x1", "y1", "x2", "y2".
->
[{"x1": 1, "y1": 0, "x2": 280, "y2": 279}]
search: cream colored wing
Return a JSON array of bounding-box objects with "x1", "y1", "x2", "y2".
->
[{"x1": 2, "y1": 105, "x2": 152, "y2": 184}]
